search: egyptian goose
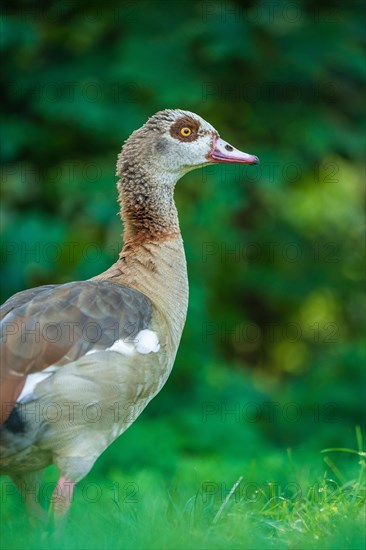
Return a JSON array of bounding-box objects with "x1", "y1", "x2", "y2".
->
[{"x1": 0, "y1": 109, "x2": 258, "y2": 519}]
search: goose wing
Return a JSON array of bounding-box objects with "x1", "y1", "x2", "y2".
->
[{"x1": 0, "y1": 280, "x2": 152, "y2": 422}]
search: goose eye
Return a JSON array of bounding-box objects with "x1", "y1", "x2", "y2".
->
[{"x1": 180, "y1": 127, "x2": 192, "y2": 137}]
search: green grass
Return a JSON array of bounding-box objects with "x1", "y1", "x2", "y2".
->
[{"x1": 1, "y1": 429, "x2": 365, "y2": 550}]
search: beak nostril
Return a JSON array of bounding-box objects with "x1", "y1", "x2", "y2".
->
[{"x1": 225, "y1": 144, "x2": 234, "y2": 152}]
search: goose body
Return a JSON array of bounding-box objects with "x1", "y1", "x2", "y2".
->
[{"x1": 0, "y1": 109, "x2": 258, "y2": 517}]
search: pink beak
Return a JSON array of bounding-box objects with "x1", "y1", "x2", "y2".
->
[{"x1": 209, "y1": 135, "x2": 259, "y2": 165}]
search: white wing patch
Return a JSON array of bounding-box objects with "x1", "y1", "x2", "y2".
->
[
  {"x1": 107, "y1": 339, "x2": 135, "y2": 356},
  {"x1": 135, "y1": 329, "x2": 160, "y2": 354},
  {"x1": 86, "y1": 329, "x2": 160, "y2": 357},
  {"x1": 17, "y1": 366, "x2": 58, "y2": 403}
]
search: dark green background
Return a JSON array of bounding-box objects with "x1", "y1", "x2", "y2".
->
[{"x1": 1, "y1": 0, "x2": 365, "y2": 530}]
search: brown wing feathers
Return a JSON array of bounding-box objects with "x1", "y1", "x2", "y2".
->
[{"x1": 0, "y1": 281, "x2": 152, "y2": 422}]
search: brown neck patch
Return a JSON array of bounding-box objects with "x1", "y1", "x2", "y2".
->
[
  {"x1": 169, "y1": 116, "x2": 200, "y2": 142},
  {"x1": 122, "y1": 229, "x2": 181, "y2": 253}
]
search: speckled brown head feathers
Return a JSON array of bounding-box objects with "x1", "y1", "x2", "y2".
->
[{"x1": 116, "y1": 110, "x2": 217, "y2": 246}]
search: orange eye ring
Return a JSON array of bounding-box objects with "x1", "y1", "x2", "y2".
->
[{"x1": 180, "y1": 127, "x2": 192, "y2": 137}]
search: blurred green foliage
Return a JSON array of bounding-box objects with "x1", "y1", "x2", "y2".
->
[{"x1": 0, "y1": 1, "x2": 365, "y2": 544}]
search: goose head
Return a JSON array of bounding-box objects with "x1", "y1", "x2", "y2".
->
[
  {"x1": 118, "y1": 109, "x2": 259, "y2": 180},
  {"x1": 117, "y1": 109, "x2": 259, "y2": 242}
]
